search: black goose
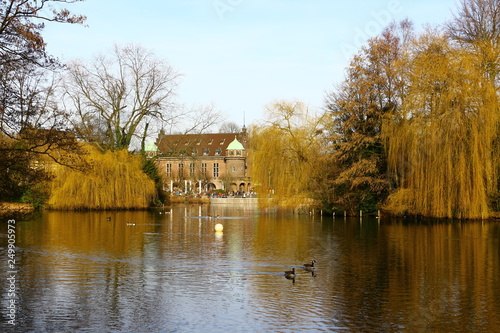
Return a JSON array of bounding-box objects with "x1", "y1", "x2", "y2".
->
[
  {"x1": 284, "y1": 267, "x2": 296, "y2": 279},
  {"x1": 303, "y1": 260, "x2": 317, "y2": 271}
]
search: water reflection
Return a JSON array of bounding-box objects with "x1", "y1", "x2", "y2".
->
[{"x1": 1, "y1": 206, "x2": 499, "y2": 332}]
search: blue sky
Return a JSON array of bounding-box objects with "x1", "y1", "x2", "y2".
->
[{"x1": 43, "y1": 0, "x2": 460, "y2": 130}]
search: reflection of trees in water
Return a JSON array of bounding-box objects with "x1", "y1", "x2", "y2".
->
[{"x1": 9, "y1": 210, "x2": 500, "y2": 331}]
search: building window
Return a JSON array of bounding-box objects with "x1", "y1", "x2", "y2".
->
[
  {"x1": 189, "y1": 163, "x2": 195, "y2": 177},
  {"x1": 213, "y1": 163, "x2": 219, "y2": 178},
  {"x1": 232, "y1": 166, "x2": 236, "y2": 173},
  {"x1": 166, "y1": 163, "x2": 172, "y2": 177},
  {"x1": 179, "y1": 163, "x2": 184, "y2": 177},
  {"x1": 201, "y1": 163, "x2": 207, "y2": 176}
]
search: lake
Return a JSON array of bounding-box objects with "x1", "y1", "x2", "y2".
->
[{"x1": 1, "y1": 204, "x2": 499, "y2": 332}]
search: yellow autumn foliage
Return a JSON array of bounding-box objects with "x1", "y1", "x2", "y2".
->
[
  {"x1": 383, "y1": 35, "x2": 499, "y2": 219},
  {"x1": 48, "y1": 145, "x2": 156, "y2": 210},
  {"x1": 251, "y1": 101, "x2": 324, "y2": 208}
]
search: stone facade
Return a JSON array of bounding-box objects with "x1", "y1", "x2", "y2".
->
[{"x1": 152, "y1": 127, "x2": 251, "y2": 194}]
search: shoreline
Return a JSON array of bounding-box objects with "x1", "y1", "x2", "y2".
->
[
  {"x1": 3, "y1": 200, "x2": 500, "y2": 220},
  {"x1": 0, "y1": 202, "x2": 35, "y2": 215}
]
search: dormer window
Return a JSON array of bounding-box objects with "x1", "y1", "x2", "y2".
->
[
  {"x1": 208, "y1": 139, "x2": 213, "y2": 145},
  {"x1": 215, "y1": 148, "x2": 222, "y2": 155},
  {"x1": 220, "y1": 139, "x2": 225, "y2": 145},
  {"x1": 203, "y1": 148, "x2": 209, "y2": 155}
]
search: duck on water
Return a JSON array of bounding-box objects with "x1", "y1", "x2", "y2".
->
[
  {"x1": 303, "y1": 260, "x2": 317, "y2": 271},
  {"x1": 284, "y1": 267, "x2": 296, "y2": 279}
]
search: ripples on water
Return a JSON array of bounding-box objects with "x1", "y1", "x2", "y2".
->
[{"x1": 1, "y1": 206, "x2": 500, "y2": 332}]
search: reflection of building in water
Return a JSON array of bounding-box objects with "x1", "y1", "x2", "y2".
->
[{"x1": 148, "y1": 127, "x2": 251, "y2": 193}]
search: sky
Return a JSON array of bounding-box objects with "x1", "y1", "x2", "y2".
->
[{"x1": 42, "y1": 0, "x2": 460, "y2": 131}]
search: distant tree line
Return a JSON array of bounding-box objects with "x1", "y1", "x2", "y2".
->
[
  {"x1": 251, "y1": 0, "x2": 500, "y2": 219},
  {"x1": 3, "y1": 0, "x2": 499, "y2": 216}
]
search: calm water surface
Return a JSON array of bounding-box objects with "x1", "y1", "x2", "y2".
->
[{"x1": 1, "y1": 204, "x2": 499, "y2": 332}]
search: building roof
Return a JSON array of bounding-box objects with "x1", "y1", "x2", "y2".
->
[
  {"x1": 227, "y1": 137, "x2": 245, "y2": 150},
  {"x1": 155, "y1": 131, "x2": 247, "y2": 157},
  {"x1": 144, "y1": 141, "x2": 158, "y2": 152}
]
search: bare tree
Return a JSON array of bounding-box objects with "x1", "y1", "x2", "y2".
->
[
  {"x1": 0, "y1": 0, "x2": 86, "y2": 138},
  {"x1": 446, "y1": 0, "x2": 500, "y2": 83},
  {"x1": 218, "y1": 121, "x2": 241, "y2": 133},
  {"x1": 170, "y1": 103, "x2": 223, "y2": 135},
  {"x1": 64, "y1": 44, "x2": 181, "y2": 151}
]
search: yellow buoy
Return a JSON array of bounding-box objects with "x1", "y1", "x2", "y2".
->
[{"x1": 214, "y1": 223, "x2": 223, "y2": 232}]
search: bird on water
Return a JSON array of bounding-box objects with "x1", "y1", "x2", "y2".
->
[
  {"x1": 303, "y1": 260, "x2": 317, "y2": 271},
  {"x1": 284, "y1": 267, "x2": 296, "y2": 279}
]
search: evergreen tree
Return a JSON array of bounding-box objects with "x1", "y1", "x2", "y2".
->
[{"x1": 324, "y1": 24, "x2": 409, "y2": 215}]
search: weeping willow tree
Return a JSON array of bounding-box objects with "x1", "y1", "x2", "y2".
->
[
  {"x1": 446, "y1": 0, "x2": 500, "y2": 211},
  {"x1": 383, "y1": 33, "x2": 499, "y2": 219},
  {"x1": 251, "y1": 101, "x2": 324, "y2": 208},
  {"x1": 48, "y1": 145, "x2": 156, "y2": 210}
]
